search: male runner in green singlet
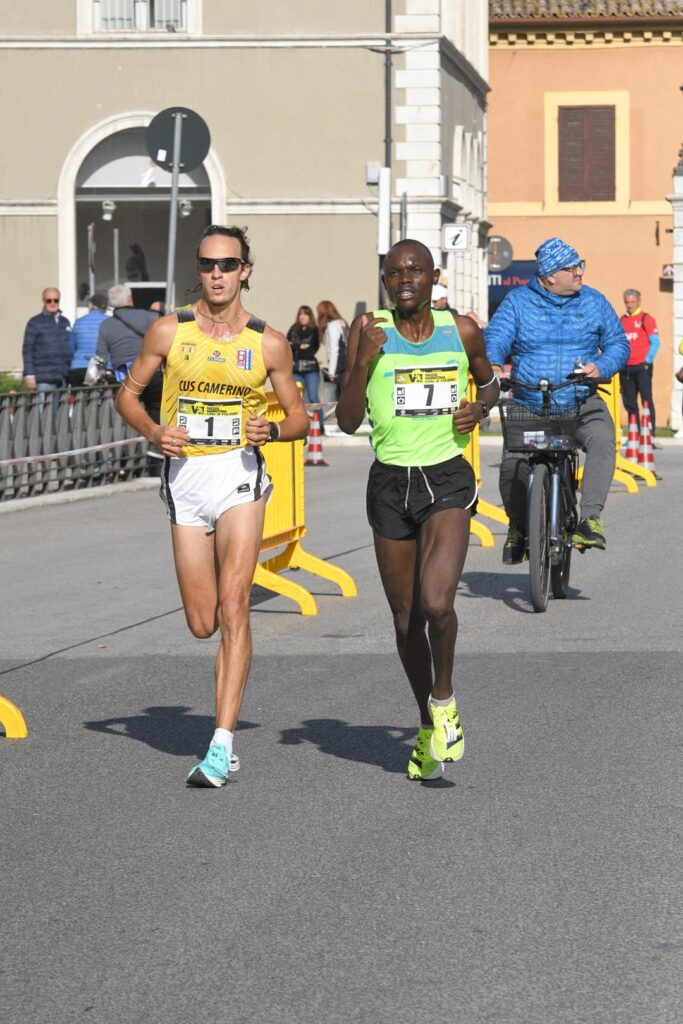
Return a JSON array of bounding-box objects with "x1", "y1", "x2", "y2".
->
[{"x1": 336, "y1": 239, "x2": 499, "y2": 780}]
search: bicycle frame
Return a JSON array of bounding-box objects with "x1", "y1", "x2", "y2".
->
[
  {"x1": 527, "y1": 450, "x2": 578, "y2": 564},
  {"x1": 499, "y1": 372, "x2": 612, "y2": 611}
]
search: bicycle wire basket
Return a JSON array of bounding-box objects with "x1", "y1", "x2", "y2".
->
[{"x1": 499, "y1": 399, "x2": 583, "y2": 454}]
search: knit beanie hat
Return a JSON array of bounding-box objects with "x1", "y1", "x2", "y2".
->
[{"x1": 535, "y1": 237, "x2": 581, "y2": 278}]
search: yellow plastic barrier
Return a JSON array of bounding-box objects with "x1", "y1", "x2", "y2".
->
[
  {"x1": 575, "y1": 376, "x2": 655, "y2": 492},
  {"x1": 0, "y1": 695, "x2": 28, "y2": 739},
  {"x1": 253, "y1": 393, "x2": 358, "y2": 614},
  {"x1": 464, "y1": 376, "x2": 508, "y2": 546},
  {"x1": 605, "y1": 375, "x2": 656, "y2": 488}
]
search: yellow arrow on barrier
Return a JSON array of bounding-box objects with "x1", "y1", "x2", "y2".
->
[{"x1": 0, "y1": 695, "x2": 28, "y2": 739}]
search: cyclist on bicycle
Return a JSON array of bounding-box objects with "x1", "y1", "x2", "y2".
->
[{"x1": 485, "y1": 237, "x2": 629, "y2": 563}]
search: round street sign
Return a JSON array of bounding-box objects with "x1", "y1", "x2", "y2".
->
[
  {"x1": 487, "y1": 235, "x2": 513, "y2": 272},
  {"x1": 145, "y1": 107, "x2": 211, "y2": 173}
]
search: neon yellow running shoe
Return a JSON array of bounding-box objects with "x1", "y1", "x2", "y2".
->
[
  {"x1": 407, "y1": 726, "x2": 444, "y2": 781},
  {"x1": 428, "y1": 697, "x2": 464, "y2": 763}
]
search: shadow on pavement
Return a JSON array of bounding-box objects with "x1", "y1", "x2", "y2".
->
[
  {"x1": 459, "y1": 570, "x2": 586, "y2": 611},
  {"x1": 84, "y1": 704, "x2": 259, "y2": 758},
  {"x1": 279, "y1": 717, "x2": 455, "y2": 786}
]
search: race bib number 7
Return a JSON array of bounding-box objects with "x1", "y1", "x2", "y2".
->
[
  {"x1": 394, "y1": 365, "x2": 459, "y2": 417},
  {"x1": 177, "y1": 397, "x2": 242, "y2": 446}
]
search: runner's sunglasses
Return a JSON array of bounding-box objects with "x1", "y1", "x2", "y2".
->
[{"x1": 197, "y1": 256, "x2": 246, "y2": 273}]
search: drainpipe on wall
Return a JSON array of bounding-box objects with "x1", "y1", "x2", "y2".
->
[
  {"x1": 379, "y1": 0, "x2": 392, "y2": 307},
  {"x1": 384, "y1": 0, "x2": 392, "y2": 172},
  {"x1": 666, "y1": 146, "x2": 683, "y2": 432}
]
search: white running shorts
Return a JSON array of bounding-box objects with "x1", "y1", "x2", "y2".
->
[{"x1": 160, "y1": 446, "x2": 272, "y2": 532}]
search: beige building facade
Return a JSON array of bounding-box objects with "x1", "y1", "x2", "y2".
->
[
  {"x1": 488, "y1": 1, "x2": 683, "y2": 428},
  {"x1": 1, "y1": 0, "x2": 489, "y2": 372}
]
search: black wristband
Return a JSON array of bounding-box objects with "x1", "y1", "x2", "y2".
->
[{"x1": 268, "y1": 421, "x2": 280, "y2": 443}]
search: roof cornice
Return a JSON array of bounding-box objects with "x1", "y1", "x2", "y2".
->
[{"x1": 490, "y1": 17, "x2": 683, "y2": 45}]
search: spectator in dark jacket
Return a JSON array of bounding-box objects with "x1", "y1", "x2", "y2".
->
[
  {"x1": 68, "y1": 292, "x2": 109, "y2": 386},
  {"x1": 286, "y1": 304, "x2": 322, "y2": 429},
  {"x1": 97, "y1": 284, "x2": 161, "y2": 420},
  {"x1": 22, "y1": 288, "x2": 72, "y2": 402}
]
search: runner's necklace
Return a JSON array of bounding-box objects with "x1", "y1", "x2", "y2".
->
[{"x1": 195, "y1": 302, "x2": 245, "y2": 337}]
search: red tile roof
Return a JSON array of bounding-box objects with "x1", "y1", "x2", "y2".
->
[{"x1": 490, "y1": 1, "x2": 683, "y2": 19}]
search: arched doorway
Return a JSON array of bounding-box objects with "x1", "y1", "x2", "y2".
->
[{"x1": 58, "y1": 113, "x2": 226, "y2": 318}]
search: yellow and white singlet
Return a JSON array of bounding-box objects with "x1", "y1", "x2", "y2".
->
[
  {"x1": 159, "y1": 308, "x2": 272, "y2": 530},
  {"x1": 161, "y1": 308, "x2": 269, "y2": 458}
]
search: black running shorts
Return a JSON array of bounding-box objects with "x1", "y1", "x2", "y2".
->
[{"x1": 366, "y1": 454, "x2": 478, "y2": 540}]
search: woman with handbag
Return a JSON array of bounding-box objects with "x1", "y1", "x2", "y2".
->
[
  {"x1": 317, "y1": 300, "x2": 349, "y2": 401},
  {"x1": 286, "y1": 305, "x2": 322, "y2": 429}
]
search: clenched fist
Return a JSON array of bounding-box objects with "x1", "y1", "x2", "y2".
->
[{"x1": 356, "y1": 315, "x2": 389, "y2": 367}]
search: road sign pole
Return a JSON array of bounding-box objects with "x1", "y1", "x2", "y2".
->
[{"x1": 165, "y1": 112, "x2": 185, "y2": 310}]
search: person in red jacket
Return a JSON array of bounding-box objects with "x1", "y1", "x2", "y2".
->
[{"x1": 620, "y1": 288, "x2": 660, "y2": 435}]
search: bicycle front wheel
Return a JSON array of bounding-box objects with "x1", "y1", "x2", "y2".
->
[{"x1": 528, "y1": 462, "x2": 551, "y2": 612}]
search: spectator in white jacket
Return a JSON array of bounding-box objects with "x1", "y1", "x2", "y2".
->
[{"x1": 316, "y1": 300, "x2": 348, "y2": 400}]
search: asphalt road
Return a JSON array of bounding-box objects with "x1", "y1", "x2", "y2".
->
[{"x1": 1, "y1": 440, "x2": 681, "y2": 1024}]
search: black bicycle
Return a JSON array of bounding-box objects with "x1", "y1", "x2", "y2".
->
[{"x1": 498, "y1": 374, "x2": 611, "y2": 612}]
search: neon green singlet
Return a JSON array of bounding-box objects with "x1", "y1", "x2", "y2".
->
[{"x1": 365, "y1": 309, "x2": 470, "y2": 467}]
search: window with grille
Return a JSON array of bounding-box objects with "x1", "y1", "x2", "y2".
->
[
  {"x1": 558, "y1": 106, "x2": 615, "y2": 202},
  {"x1": 93, "y1": 0, "x2": 187, "y2": 32},
  {"x1": 150, "y1": 0, "x2": 185, "y2": 30}
]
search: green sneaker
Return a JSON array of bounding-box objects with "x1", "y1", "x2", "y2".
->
[
  {"x1": 503, "y1": 524, "x2": 527, "y2": 565},
  {"x1": 572, "y1": 517, "x2": 606, "y2": 550},
  {"x1": 428, "y1": 697, "x2": 464, "y2": 763},
  {"x1": 407, "y1": 726, "x2": 444, "y2": 781}
]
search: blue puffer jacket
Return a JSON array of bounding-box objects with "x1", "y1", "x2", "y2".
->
[
  {"x1": 485, "y1": 277, "x2": 629, "y2": 410},
  {"x1": 69, "y1": 309, "x2": 108, "y2": 370}
]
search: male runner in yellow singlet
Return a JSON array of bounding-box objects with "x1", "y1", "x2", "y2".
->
[
  {"x1": 116, "y1": 225, "x2": 309, "y2": 787},
  {"x1": 337, "y1": 239, "x2": 499, "y2": 781}
]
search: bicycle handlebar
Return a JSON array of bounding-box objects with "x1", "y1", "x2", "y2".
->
[{"x1": 498, "y1": 374, "x2": 612, "y2": 394}]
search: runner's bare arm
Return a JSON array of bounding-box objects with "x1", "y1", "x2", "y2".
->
[
  {"x1": 247, "y1": 326, "x2": 310, "y2": 446},
  {"x1": 336, "y1": 314, "x2": 388, "y2": 434},
  {"x1": 114, "y1": 314, "x2": 190, "y2": 456},
  {"x1": 452, "y1": 315, "x2": 500, "y2": 435}
]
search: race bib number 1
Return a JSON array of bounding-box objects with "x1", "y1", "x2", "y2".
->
[
  {"x1": 177, "y1": 397, "x2": 242, "y2": 446},
  {"x1": 394, "y1": 365, "x2": 459, "y2": 417}
]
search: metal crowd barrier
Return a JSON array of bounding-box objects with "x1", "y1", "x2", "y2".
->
[{"x1": 0, "y1": 385, "x2": 151, "y2": 501}]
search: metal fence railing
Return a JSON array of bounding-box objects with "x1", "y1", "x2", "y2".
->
[{"x1": 0, "y1": 386, "x2": 153, "y2": 501}]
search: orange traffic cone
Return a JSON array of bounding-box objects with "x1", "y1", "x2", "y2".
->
[
  {"x1": 624, "y1": 413, "x2": 639, "y2": 462},
  {"x1": 304, "y1": 413, "x2": 328, "y2": 466},
  {"x1": 639, "y1": 402, "x2": 656, "y2": 473}
]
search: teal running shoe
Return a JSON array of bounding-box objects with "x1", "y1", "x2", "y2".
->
[{"x1": 187, "y1": 742, "x2": 231, "y2": 788}]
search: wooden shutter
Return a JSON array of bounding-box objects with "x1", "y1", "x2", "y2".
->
[{"x1": 558, "y1": 106, "x2": 615, "y2": 202}]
